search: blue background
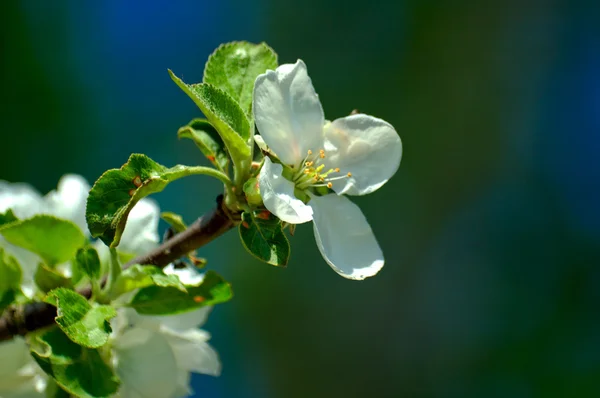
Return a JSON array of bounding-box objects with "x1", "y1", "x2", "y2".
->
[{"x1": 1, "y1": 1, "x2": 599, "y2": 397}]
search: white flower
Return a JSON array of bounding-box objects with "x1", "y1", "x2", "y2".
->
[
  {"x1": 0, "y1": 175, "x2": 219, "y2": 397},
  {"x1": 254, "y1": 60, "x2": 402, "y2": 280},
  {"x1": 112, "y1": 267, "x2": 220, "y2": 398}
]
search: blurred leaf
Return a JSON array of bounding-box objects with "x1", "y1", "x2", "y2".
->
[
  {"x1": 160, "y1": 212, "x2": 188, "y2": 233},
  {"x1": 128, "y1": 270, "x2": 233, "y2": 315},
  {"x1": 45, "y1": 379, "x2": 71, "y2": 398},
  {"x1": 239, "y1": 211, "x2": 289, "y2": 266},
  {"x1": 0, "y1": 248, "x2": 21, "y2": 313},
  {"x1": 31, "y1": 326, "x2": 120, "y2": 398},
  {"x1": 0, "y1": 215, "x2": 85, "y2": 266},
  {"x1": 35, "y1": 263, "x2": 72, "y2": 293},
  {"x1": 178, "y1": 118, "x2": 229, "y2": 173},
  {"x1": 0, "y1": 209, "x2": 18, "y2": 226},
  {"x1": 44, "y1": 288, "x2": 116, "y2": 348},
  {"x1": 86, "y1": 154, "x2": 227, "y2": 248},
  {"x1": 75, "y1": 247, "x2": 101, "y2": 281},
  {"x1": 169, "y1": 72, "x2": 252, "y2": 182},
  {"x1": 111, "y1": 264, "x2": 187, "y2": 299},
  {"x1": 204, "y1": 41, "x2": 278, "y2": 116}
]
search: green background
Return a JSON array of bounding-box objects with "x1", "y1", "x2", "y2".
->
[{"x1": 2, "y1": 1, "x2": 599, "y2": 397}]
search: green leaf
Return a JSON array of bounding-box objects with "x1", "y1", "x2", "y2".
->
[
  {"x1": 86, "y1": 153, "x2": 229, "y2": 247},
  {"x1": 178, "y1": 118, "x2": 230, "y2": 173},
  {"x1": 75, "y1": 247, "x2": 101, "y2": 281},
  {"x1": 45, "y1": 379, "x2": 71, "y2": 398},
  {"x1": 31, "y1": 327, "x2": 120, "y2": 398},
  {"x1": 0, "y1": 248, "x2": 21, "y2": 313},
  {"x1": 110, "y1": 264, "x2": 187, "y2": 298},
  {"x1": 128, "y1": 270, "x2": 233, "y2": 315},
  {"x1": 204, "y1": 41, "x2": 278, "y2": 116},
  {"x1": 0, "y1": 209, "x2": 18, "y2": 226},
  {"x1": 0, "y1": 215, "x2": 85, "y2": 266},
  {"x1": 35, "y1": 263, "x2": 73, "y2": 293},
  {"x1": 160, "y1": 212, "x2": 188, "y2": 233},
  {"x1": 169, "y1": 72, "x2": 252, "y2": 184},
  {"x1": 44, "y1": 288, "x2": 116, "y2": 349},
  {"x1": 239, "y1": 211, "x2": 290, "y2": 266}
]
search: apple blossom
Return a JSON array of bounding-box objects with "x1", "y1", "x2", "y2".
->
[{"x1": 254, "y1": 60, "x2": 402, "y2": 280}]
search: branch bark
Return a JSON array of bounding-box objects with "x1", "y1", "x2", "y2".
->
[{"x1": 0, "y1": 195, "x2": 235, "y2": 342}]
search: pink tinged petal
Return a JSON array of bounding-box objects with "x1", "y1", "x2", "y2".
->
[
  {"x1": 324, "y1": 114, "x2": 402, "y2": 196},
  {"x1": 258, "y1": 158, "x2": 313, "y2": 224},
  {"x1": 310, "y1": 195, "x2": 384, "y2": 280},
  {"x1": 253, "y1": 60, "x2": 325, "y2": 166}
]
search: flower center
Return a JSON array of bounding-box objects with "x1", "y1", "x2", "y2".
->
[{"x1": 291, "y1": 149, "x2": 351, "y2": 191}]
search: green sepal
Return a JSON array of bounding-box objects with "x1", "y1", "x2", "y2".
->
[
  {"x1": 242, "y1": 177, "x2": 262, "y2": 207},
  {"x1": 75, "y1": 247, "x2": 101, "y2": 281},
  {"x1": 45, "y1": 379, "x2": 71, "y2": 398},
  {"x1": 203, "y1": 41, "x2": 278, "y2": 116},
  {"x1": 239, "y1": 211, "x2": 290, "y2": 266},
  {"x1": 35, "y1": 263, "x2": 73, "y2": 293},
  {"x1": 160, "y1": 212, "x2": 188, "y2": 233},
  {"x1": 30, "y1": 326, "x2": 120, "y2": 398},
  {"x1": 110, "y1": 264, "x2": 187, "y2": 299},
  {"x1": 0, "y1": 215, "x2": 85, "y2": 266},
  {"x1": 44, "y1": 288, "x2": 116, "y2": 349},
  {"x1": 178, "y1": 118, "x2": 230, "y2": 173},
  {"x1": 128, "y1": 270, "x2": 232, "y2": 315},
  {"x1": 169, "y1": 71, "x2": 252, "y2": 185},
  {"x1": 0, "y1": 248, "x2": 22, "y2": 313},
  {"x1": 86, "y1": 153, "x2": 227, "y2": 248}
]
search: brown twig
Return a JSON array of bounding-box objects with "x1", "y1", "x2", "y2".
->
[{"x1": 0, "y1": 195, "x2": 235, "y2": 342}]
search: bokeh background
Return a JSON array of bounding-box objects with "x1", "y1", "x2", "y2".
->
[{"x1": 2, "y1": 1, "x2": 599, "y2": 397}]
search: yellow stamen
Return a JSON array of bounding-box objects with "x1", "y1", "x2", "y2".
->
[
  {"x1": 335, "y1": 168, "x2": 340, "y2": 172},
  {"x1": 347, "y1": 172, "x2": 352, "y2": 177},
  {"x1": 307, "y1": 150, "x2": 313, "y2": 155},
  {"x1": 327, "y1": 182, "x2": 333, "y2": 188}
]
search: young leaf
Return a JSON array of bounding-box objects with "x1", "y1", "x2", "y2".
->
[
  {"x1": 31, "y1": 327, "x2": 120, "y2": 398},
  {"x1": 0, "y1": 209, "x2": 18, "y2": 226},
  {"x1": 160, "y1": 211, "x2": 188, "y2": 233},
  {"x1": 35, "y1": 263, "x2": 73, "y2": 293},
  {"x1": 86, "y1": 153, "x2": 229, "y2": 247},
  {"x1": 239, "y1": 211, "x2": 290, "y2": 266},
  {"x1": 0, "y1": 215, "x2": 85, "y2": 266},
  {"x1": 204, "y1": 41, "x2": 278, "y2": 116},
  {"x1": 0, "y1": 248, "x2": 22, "y2": 313},
  {"x1": 110, "y1": 264, "x2": 187, "y2": 298},
  {"x1": 75, "y1": 247, "x2": 101, "y2": 281},
  {"x1": 44, "y1": 288, "x2": 116, "y2": 348},
  {"x1": 128, "y1": 270, "x2": 233, "y2": 315},
  {"x1": 45, "y1": 379, "x2": 71, "y2": 398},
  {"x1": 178, "y1": 118, "x2": 230, "y2": 173},
  {"x1": 169, "y1": 72, "x2": 252, "y2": 184}
]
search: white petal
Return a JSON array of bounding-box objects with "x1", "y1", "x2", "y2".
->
[
  {"x1": 44, "y1": 174, "x2": 90, "y2": 233},
  {"x1": 162, "y1": 329, "x2": 221, "y2": 377},
  {"x1": 115, "y1": 329, "x2": 179, "y2": 398},
  {"x1": 310, "y1": 195, "x2": 384, "y2": 280},
  {"x1": 253, "y1": 60, "x2": 325, "y2": 165},
  {"x1": 164, "y1": 264, "x2": 204, "y2": 286},
  {"x1": 258, "y1": 158, "x2": 313, "y2": 224},
  {"x1": 324, "y1": 115, "x2": 402, "y2": 195},
  {"x1": 118, "y1": 199, "x2": 160, "y2": 255},
  {"x1": 0, "y1": 181, "x2": 44, "y2": 219}
]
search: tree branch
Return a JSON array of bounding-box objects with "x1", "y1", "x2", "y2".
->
[{"x1": 0, "y1": 195, "x2": 235, "y2": 342}]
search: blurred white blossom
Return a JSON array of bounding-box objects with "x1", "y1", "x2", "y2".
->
[{"x1": 0, "y1": 175, "x2": 219, "y2": 397}]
